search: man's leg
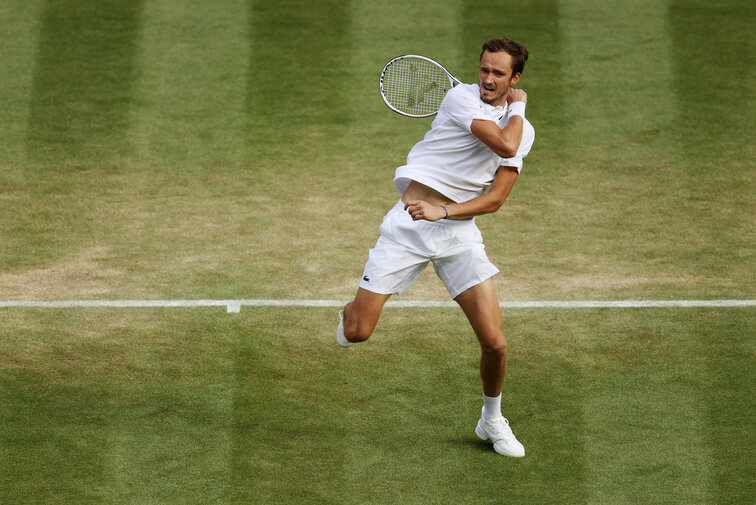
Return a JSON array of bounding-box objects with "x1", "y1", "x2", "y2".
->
[
  {"x1": 342, "y1": 288, "x2": 392, "y2": 343},
  {"x1": 454, "y1": 278, "x2": 507, "y2": 396},
  {"x1": 455, "y1": 278, "x2": 525, "y2": 457}
]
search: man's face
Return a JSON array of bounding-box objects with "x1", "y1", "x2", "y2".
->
[{"x1": 478, "y1": 50, "x2": 520, "y2": 107}]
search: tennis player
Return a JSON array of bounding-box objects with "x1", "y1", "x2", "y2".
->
[{"x1": 338, "y1": 38, "x2": 534, "y2": 457}]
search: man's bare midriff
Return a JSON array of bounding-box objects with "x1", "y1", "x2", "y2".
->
[{"x1": 400, "y1": 180, "x2": 454, "y2": 206}]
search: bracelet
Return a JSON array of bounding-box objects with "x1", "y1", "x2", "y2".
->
[{"x1": 441, "y1": 205, "x2": 449, "y2": 219}]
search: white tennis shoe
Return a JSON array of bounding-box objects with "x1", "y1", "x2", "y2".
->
[
  {"x1": 336, "y1": 310, "x2": 353, "y2": 347},
  {"x1": 475, "y1": 408, "x2": 525, "y2": 457}
]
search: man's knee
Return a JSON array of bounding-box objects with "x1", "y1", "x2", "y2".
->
[
  {"x1": 344, "y1": 317, "x2": 373, "y2": 342},
  {"x1": 343, "y1": 303, "x2": 376, "y2": 342},
  {"x1": 480, "y1": 333, "x2": 507, "y2": 357},
  {"x1": 343, "y1": 290, "x2": 390, "y2": 343}
]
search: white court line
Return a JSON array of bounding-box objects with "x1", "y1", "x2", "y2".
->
[{"x1": 0, "y1": 299, "x2": 754, "y2": 313}]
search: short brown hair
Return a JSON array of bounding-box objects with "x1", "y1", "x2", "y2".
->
[{"x1": 480, "y1": 38, "x2": 529, "y2": 75}]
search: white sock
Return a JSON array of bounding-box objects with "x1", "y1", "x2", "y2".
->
[{"x1": 483, "y1": 393, "x2": 502, "y2": 420}]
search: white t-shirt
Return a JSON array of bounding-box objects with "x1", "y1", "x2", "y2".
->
[{"x1": 394, "y1": 83, "x2": 535, "y2": 203}]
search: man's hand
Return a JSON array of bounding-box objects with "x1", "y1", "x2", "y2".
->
[
  {"x1": 404, "y1": 200, "x2": 447, "y2": 221},
  {"x1": 507, "y1": 88, "x2": 527, "y2": 104}
]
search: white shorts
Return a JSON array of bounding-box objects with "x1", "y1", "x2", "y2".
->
[{"x1": 359, "y1": 200, "x2": 499, "y2": 299}]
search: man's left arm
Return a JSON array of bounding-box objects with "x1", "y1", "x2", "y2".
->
[
  {"x1": 444, "y1": 166, "x2": 518, "y2": 220},
  {"x1": 404, "y1": 166, "x2": 518, "y2": 221}
]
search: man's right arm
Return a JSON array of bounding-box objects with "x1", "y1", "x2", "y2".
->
[{"x1": 470, "y1": 89, "x2": 528, "y2": 158}]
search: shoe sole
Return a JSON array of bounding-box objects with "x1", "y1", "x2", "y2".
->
[{"x1": 337, "y1": 311, "x2": 353, "y2": 347}]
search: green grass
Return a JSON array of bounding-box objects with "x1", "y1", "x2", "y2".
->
[
  {"x1": 0, "y1": 0, "x2": 754, "y2": 503},
  {"x1": 1, "y1": 307, "x2": 753, "y2": 503}
]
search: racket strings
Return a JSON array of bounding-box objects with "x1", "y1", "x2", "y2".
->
[{"x1": 382, "y1": 57, "x2": 453, "y2": 116}]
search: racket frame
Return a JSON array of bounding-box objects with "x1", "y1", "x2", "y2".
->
[{"x1": 379, "y1": 54, "x2": 461, "y2": 118}]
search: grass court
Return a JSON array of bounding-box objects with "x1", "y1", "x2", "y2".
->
[{"x1": 1, "y1": 0, "x2": 754, "y2": 503}]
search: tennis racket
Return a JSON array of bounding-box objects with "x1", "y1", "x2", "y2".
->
[{"x1": 379, "y1": 55, "x2": 461, "y2": 118}]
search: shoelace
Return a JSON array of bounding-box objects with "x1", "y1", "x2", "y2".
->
[{"x1": 485, "y1": 417, "x2": 514, "y2": 439}]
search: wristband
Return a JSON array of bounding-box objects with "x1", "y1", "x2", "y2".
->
[
  {"x1": 508, "y1": 101, "x2": 526, "y2": 119},
  {"x1": 441, "y1": 205, "x2": 449, "y2": 219}
]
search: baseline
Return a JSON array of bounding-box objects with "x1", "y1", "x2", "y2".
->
[{"x1": 0, "y1": 298, "x2": 754, "y2": 313}]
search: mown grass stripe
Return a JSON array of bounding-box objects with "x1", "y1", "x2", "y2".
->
[{"x1": 26, "y1": 0, "x2": 144, "y2": 162}]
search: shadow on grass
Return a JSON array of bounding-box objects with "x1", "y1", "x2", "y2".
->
[{"x1": 444, "y1": 436, "x2": 501, "y2": 455}]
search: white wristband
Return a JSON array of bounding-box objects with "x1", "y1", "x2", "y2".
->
[{"x1": 508, "y1": 101, "x2": 526, "y2": 119}]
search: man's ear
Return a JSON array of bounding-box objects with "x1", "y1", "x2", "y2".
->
[{"x1": 510, "y1": 72, "x2": 521, "y2": 87}]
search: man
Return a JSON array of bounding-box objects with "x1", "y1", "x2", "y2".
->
[{"x1": 337, "y1": 38, "x2": 534, "y2": 457}]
